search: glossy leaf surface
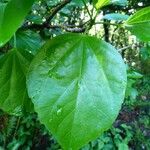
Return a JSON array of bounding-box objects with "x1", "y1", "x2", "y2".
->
[
  {"x1": 0, "y1": 49, "x2": 33, "y2": 115},
  {"x1": 0, "y1": 0, "x2": 35, "y2": 47},
  {"x1": 27, "y1": 34, "x2": 127, "y2": 149},
  {"x1": 125, "y1": 6, "x2": 150, "y2": 42}
]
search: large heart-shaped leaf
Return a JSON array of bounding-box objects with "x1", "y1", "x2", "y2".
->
[
  {"x1": 27, "y1": 34, "x2": 127, "y2": 149},
  {"x1": 125, "y1": 6, "x2": 150, "y2": 42},
  {"x1": 0, "y1": 49, "x2": 33, "y2": 115},
  {"x1": 0, "y1": 0, "x2": 35, "y2": 47}
]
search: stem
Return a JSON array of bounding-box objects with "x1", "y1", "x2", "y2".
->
[
  {"x1": 134, "y1": 101, "x2": 150, "y2": 107},
  {"x1": 46, "y1": 0, "x2": 71, "y2": 23},
  {"x1": 95, "y1": 21, "x2": 122, "y2": 27},
  {"x1": 82, "y1": 0, "x2": 93, "y2": 20},
  {"x1": 13, "y1": 117, "x2": 21, "y2": 139},
  {"x1": 13, "y1": 33, "x2": 17, "y2": 48},
  {"x1": 84, "y1": 11, "x2": 99, "y2": 34}
]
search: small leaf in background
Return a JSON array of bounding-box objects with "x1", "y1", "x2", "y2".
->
[
  {"x1": 0, "y1": 0, "x2": 35, "y2": 47},
  {"x1": 10, "y1": 30, "x2": 43, "y2": 55},
  {"x1": 46, "y1": 0, "x2": 60, "y2": 7},
  {"x1": 103, "y1": 13, "x2": 129, "y2": 21},
  {"x1": 140, "y1": 45, "x2": 150, "y2": 61},
  {"x1": 125, "y1": 6, "x2": 150, "y2": 42},
  {"x1": 27, "y1": 33, "x2": 127, "y2": 149},
  {"x1": 0, "y1": 3, "x2": 6, "y2": 26},
  {"x1": 60, "y1": 7, "x2": 71, "y2": 16},
  {"x1": 72, "y1": 0, "x2": 90, "y2": 7},
  {"x1": 93, "y1": 0, "x2": 110, "y2": 9},
  {"x1": 0, "y1": 49, "x2": 33, "y2": 115},
  {"x1": 93, "y1": 0, "x2": 128, "y2": 9},
  {"x1": 127, "y1": 71, "x2": 143, "y2": 79},
  {"x1": 140, "y1": 45, "x2": 150, "y2": 75},
  {"x1": 27, "y1": 15, "x2": 43, "y2": 25},
  {"x1": 125, "y1": 70, "x2": 142, "y2": 100},
  {"x1": 112, "y1": 0, "x2": 128, "y2": 6},
  {"x1": 118, "y1": 143, "x2": 129, "y2": 150}
]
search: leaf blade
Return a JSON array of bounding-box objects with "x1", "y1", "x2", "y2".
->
[
  {"x1": 10, "y1": 30, "x2": 43, "y2": 55},
  {"x1": 27, "y1": 33, "x2": 127, "y2": 149},
  {"x1": 0, "y1": 49, "x2": 33, "y2": 115},
  {"x1": 125, "y1": 6, "x2": 150, "y2": 42},
  {"x1": 0, "y1": 0, "x2": 35, "y2": 47}
]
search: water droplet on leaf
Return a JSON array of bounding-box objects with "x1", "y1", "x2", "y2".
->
[
  {"x1": 57, "y1": 108, "x2": 62, "y2": 116},
  {"x1": 49, "y1": 118, "x2": 52, "y2": 123},
  {"x1": 48, "y1": 71, "x2": 52, "y2": 78}
]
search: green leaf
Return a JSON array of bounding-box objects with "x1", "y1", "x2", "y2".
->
[
  {"x1": 27, "y1": 33, "x2": 127, "y2": 149},
  {"x1": 10, "y1": 30, "x2": 43, "y2": 55},
  {"x1": 0, "y1": 49, "x2": 33, "y2": 115},
  {"x1": 93, "y1": 0, "x2": 110, "y2": 9},
  {"x1": 113, "y1": 0, "x2": 128, "y2": 6},
  {"x1": 46, "y1": 0, "x2": 60, "y2": 7},
  {"x1": 140, "y1": 45, "x2": 150, "y2": 74},
  {"x1": 103, "y1": 13, "x2": 129, "y2": 21},
  {"x1": 125, "y1": 6, "x2": 150, "y2": 42},
  {"x1": 93, "y1": 0, "x2": 128, "y2": 9},
  {"x1": 127, "y1": 71, "x2": 143, "y2": 79},
  {"x1": 27, "y1": 14, "x2": 43, "y2": 25},
  {"x1": 72, "y1": 0, "x2": 89, "y2": 7},
  {"x1": 0, "y1": 3, "x2": 6, "y2": 27},
  {"x1": 0, "y1": 0, "x2": 35, "y2": 47},
  {"x1": 140, "y1": 45, "x2": 150, "y2": 60},
  {"x1": 118, "y1": 143, "x2": 129, "y2": 150}
]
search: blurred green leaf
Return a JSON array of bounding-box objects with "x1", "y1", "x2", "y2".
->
[
  {"x1": 0, "y1": 49, "x2": 33, "y2": 115},
  {"x1": 27, "y1": 15, "x2": 43, "y2": 25},
  {"x1": 72, "y1": 0, "x2": 89, "y2": 7},
  {"x1": 0, "y1": 3, "x2": 6, "y2": 26},
  {"x1": 103, "y1": 13, "x2": 129, "y2": 21},
  {"x1": 127, "y1": 71, "x2": 143, "y2": 79},
  {"x1": 113, "y1": 0, "x2": 128, "y2": 6},
  {"x1": 125, "y1": 6, "x2": 150, "y2": 42},
  {"x1": 10, "y1": 30, "x2": 43, "y2": 55},
  {"x1": 93, "y1": 0, "x2": 128, "y2": 9},
  {"x1": 140, "y1": 45, "x2": 150, "y2": 60},
  {"x1": 0, "y1": 0, "x2": 35, "y2": 47},
  {"x1": 93, "y1": 0, "x2": 110, "y2": 9},
  {"x1": 118, "y1": 143, "x2": 129, "y2": 150}
]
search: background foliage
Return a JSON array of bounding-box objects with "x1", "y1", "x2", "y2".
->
[{"x1": 0, "y1": 0, "x2": 150, "y2": 149}]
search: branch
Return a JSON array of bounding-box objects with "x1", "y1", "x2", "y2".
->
[
  {"x1": 63, "y1": 26, "x2": 86, "y2": 33},
  {"x1": 24, "y1": 23, "x2": 86, "y2": 33},
  {"x1": 118, "y1": 45, "x2": 132, "y2": 52},
  {"x1": 82, "y1": 0, "x2": 92, "y2": 20},
  {"x1": 118, "y1": 44, "x2": 142, "y2": 52},
  {"x1": 95, "y1": 22, "x2": 121, "y2": 27},
  {"x1": 45, "y1": 0, "x2": 72, "y2": 23}
]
